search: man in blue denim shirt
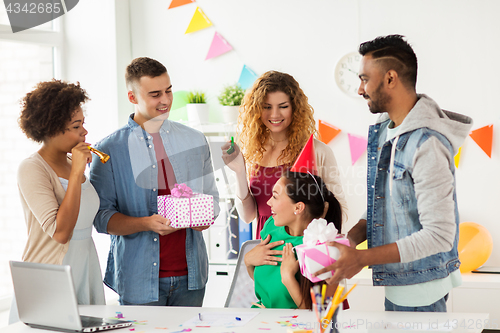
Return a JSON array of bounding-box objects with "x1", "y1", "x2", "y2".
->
[
  {"x1": 315, "y1": 35, "x2": 472, "y2": 311},
  {"x1": 90, "y1": 57, "x2": 219, "y2": 306}
]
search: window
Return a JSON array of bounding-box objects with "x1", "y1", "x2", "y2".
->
[
  {"x1": 0, "y1": 40, "x2": 55, "y2": 299},
  {"x1": 0, "y1": 12, "x2": 62, "y2": 302}
]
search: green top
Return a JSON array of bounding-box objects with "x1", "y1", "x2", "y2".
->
[{"x1": 252, "y1": 217, "x2": 304, "y2": 309}]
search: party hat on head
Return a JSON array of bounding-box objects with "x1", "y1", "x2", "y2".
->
[{"x1": 290, "y1": 134, "x2": 318, "y2": 175}]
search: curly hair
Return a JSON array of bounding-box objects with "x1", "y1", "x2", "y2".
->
[
  {"x1": 125, "y1": 57, "x2": 167, "y2": 91},
  {"x1": 237, "y1": 71, "x2": 317, "y2": 174},
  {"x1": 18, "y1": 79, "x2": 89, "y2": 143}
]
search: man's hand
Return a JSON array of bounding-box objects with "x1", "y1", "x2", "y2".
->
[
  {"x1": 313, "y1": 242, "x2": 365, "y2": 285},
  {"x1": 146, "y1": 214, "x2": 177, "y2": 236},
  {"x1": 244, "y1": 235, "x2": 284, "y2": 267}
]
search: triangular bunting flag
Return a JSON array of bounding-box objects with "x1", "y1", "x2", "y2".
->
[
  {"x1": 469, "y1": 124, "x2": 493, "y2": 158},
  {"x1": 454, "y1": 146, "x2": 462, "y2": 168},
  {"x1": 348, "y1": 133, "x2": 368, "y2": 165},
  {"x1": 171, "y1": 91, "x2": 189, "y2": 110},
  {"x1": 238, "y1": 65, "x2": 258, "y2": 90},
  {"x1": 290, "y1": 134, "x2": 318, "y2": 175},
  {"x1": 168, "y1": 0, "x2": 194, "y2": 9},
  {"x1": 185, "y1": 7, "x2": 212, "y2": 34},
  {"x1": 318, "y1": 120, "x2": 341, "y2": 144},
  {"x1": 205, "y1": 32, "x2": 233, "y2": 60}
]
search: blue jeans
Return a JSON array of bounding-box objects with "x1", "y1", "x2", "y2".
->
[
  {"x1": 120, "y1": 275, "x2": 205, "y2": 306},
  {"x1": 385, "y1": 294, "x2": 448, "y2": 312}
]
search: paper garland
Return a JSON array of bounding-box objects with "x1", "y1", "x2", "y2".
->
[
  {"x1": 469, "y1": 124, "x2": 493, "y2": 158},
  {"x1": 238, "y1": 65, "x2": 258, "y2": 90},
  {"x1": 175, "y1": 3, "x2": 497, "y2": 164},
  {"x1": 348, "y1": 134, "x2": 368, "y2": 166},
  {"x1": 168, "y1": 0, "x2": 194, "y2": 9},
  {"x1": 171, "y1": 91, "x2": 189, "y2": 110},
  {"x1": 318, "y1": 120, "x2": 341, "y2": 144},
  {"x1": 185, "y1": 7, "x2": 212, "y2": 34},
  {"x1": 319, "y1": 120, "x2": 495, "y2": 167},
  {"x1": 206, "y1": 32, "x2": 233, "y2": 60},
  {"x1": 454, "y1": 147, "x2": 462, "y2": 168}
]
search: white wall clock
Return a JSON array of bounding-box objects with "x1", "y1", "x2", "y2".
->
[{"x1": 334, "y1": 51, "x2": 362, "y2": 97}]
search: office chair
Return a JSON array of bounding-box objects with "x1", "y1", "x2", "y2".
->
[{"x1": 224, "y1": 239, "x2": 260, "y2": 308}]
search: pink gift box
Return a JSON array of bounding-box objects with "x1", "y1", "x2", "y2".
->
[
  {"x1": 157, "y1": 193, "x2": 214, "y2": 228},
  {"x1": 295, "y1": 237, "x2": 350, "y2": 283}
]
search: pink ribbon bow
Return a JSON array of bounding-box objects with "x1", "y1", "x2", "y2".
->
[{"x1": 171, "y1": 183, "x2": 193, "y2": 198}]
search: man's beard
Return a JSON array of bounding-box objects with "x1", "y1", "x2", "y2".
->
[{"x1": 366, "y1": 81, "x2": 391, "y2": 114}]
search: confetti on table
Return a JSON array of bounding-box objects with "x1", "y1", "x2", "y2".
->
[
  {"x1": 261, "y1": 322, "x2": 268, "y2": 324},
  {"x1": 258, "y1": 328, "x2": 271, "y2": 330},
  {"x1": 154, "y1": 327, "x2": 168, "y2": 330},
  {"x1": 280, "y1": 315, "x2": 298, "y2": 318},
  {"x1": 277, "y1": 321, "x2": 295, "y2": 327},
  {"x1": 116, "y1": 312, "x2": 124, "y2": 319}
]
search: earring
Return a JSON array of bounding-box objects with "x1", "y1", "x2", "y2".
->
[{"x1": 294, "y1": 212, "x2": 297, "y2": 215}]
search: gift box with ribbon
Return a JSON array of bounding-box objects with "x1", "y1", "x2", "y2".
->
[
  {"x1": 157, "y1": 183, "x2": 214, "y2": 228},
  {"x1": 295, "y1": 218, "x2": 350, "y2": 283}
]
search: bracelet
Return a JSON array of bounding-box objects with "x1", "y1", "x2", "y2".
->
[{"x1": 237, "y1": 191, "x2": 252, "y2": 202}]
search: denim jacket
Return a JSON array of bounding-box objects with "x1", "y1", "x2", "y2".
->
[
  {"x1": 365, "y1": 95, "x2": 472, "y2": 287},
  {"x1": 90, "y1": 115, "x2": 220, "y2": 304}
]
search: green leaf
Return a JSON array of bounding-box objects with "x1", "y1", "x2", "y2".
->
[{"x1": 218, "y1": 83, "x2": 245, "y2": 106}]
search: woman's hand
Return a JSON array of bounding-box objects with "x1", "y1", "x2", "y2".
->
[
  {"x1": 71, "y1": 142, "x2": 92, "y2": 176},
  {"x1": 221, "y1": 140, "x2": 246, "y2": 174},
  {"x1": 244, "y1": 234, "x2": 284, "y2": 267},
  {"x1": 280, "y1": 243, "x2": 299, "y2": 283}
]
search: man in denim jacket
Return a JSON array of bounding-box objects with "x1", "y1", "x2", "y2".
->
[
  {"x1": 90, "y1": 57, "x2": 219, "y2": 306},
  {"x1": 315, "y1": 35, "x2": 472, "y2": 311}
]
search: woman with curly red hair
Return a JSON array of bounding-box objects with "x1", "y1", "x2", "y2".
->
[
  {"x1": 10, "y1": 80, "x2": 105, "y2": 323},
  {"x1": 222, "y1": 71, "x2": 348, "y2": 240}
]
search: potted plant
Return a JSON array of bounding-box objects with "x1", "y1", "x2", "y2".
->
[
  {"x1": 186, "y1": 91, "x2": 209, "y2": 126},
  {"x1": 218, "y1": 83, "x2": 245, "y2": 124}
]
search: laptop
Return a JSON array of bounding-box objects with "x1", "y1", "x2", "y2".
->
[{"x1": 10, "y1": 261, "x2": 133, "y2": 332}]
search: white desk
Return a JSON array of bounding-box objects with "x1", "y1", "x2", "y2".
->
[
  {"x1": 1, "y1": 305, "x2": 490, "y2": 333},
  {"x1": 345, "y1": 268, "x2": 500, "y2": 323}
]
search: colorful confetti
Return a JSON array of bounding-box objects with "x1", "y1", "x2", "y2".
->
[{"x1": 171, "y1": 329, "x2": 192, "y2": 333}]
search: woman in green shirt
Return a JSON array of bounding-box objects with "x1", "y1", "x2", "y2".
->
[{"x1": 245, "y1": 171, "x2": 343, "y2": 309}]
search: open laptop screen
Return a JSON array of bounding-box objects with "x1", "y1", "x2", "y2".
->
[{"x1": 9, "y1": 261, "x2": 132, "y2": 332}]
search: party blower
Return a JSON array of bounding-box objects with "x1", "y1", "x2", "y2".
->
[{"x1": 88, "y1": 146, "x2": 110, "y2": 163}]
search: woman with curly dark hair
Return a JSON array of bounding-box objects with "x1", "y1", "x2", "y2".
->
[
  {"x1": 10, "y1": 79, "x2": 105, "y2": 323},
  {"x1": 221, "y1": 71, "x2": 348, "y2": 239}
]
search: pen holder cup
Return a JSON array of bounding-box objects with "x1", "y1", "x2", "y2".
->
[{"x1": 317, "y1": 304, "x2": 340, "y2": 333}]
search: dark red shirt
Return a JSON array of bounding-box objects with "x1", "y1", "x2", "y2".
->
[{"x1": 151, "y1": 133, "x2": 187, "y2": 278}]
